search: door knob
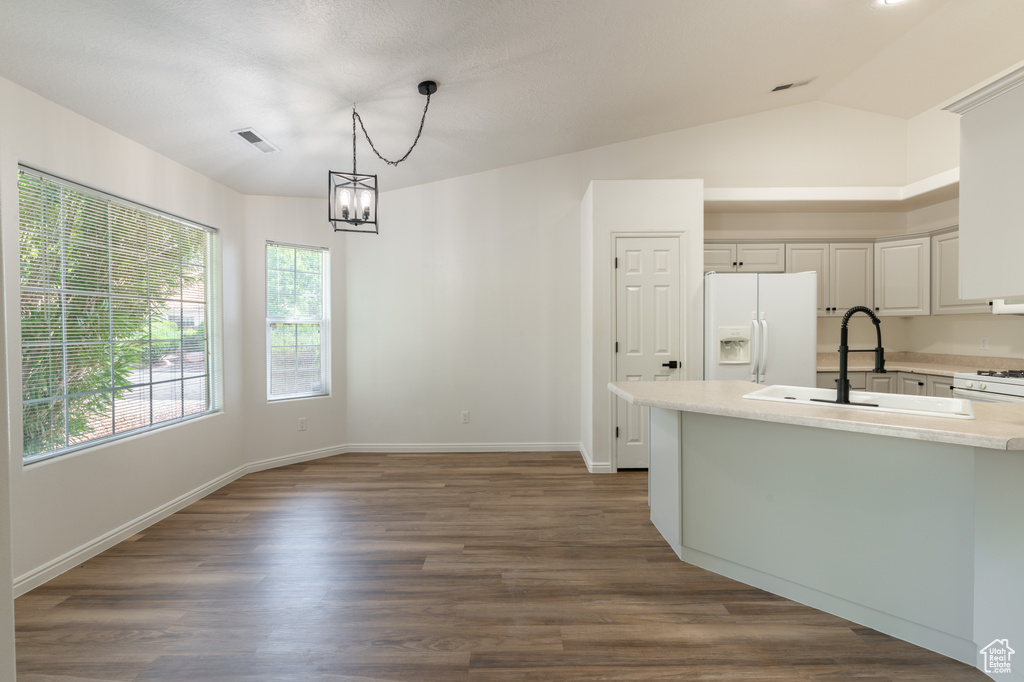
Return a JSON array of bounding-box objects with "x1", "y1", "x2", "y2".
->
[{"x1": 662, "y1": 361, "x2": 679, "y2": 369}]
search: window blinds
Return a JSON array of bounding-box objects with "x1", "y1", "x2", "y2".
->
[{"x1": 18, "y1": 167, "x2": 216, "y2": 463}]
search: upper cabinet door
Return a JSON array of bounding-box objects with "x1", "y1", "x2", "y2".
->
[
  {"x1": 874, "y1": 237, "x2": 930, "y2": 316},
  {"x1": 931, "y1": 231, "x2": 991, "y2": 315},
  {"x1": 948, "y1": 69, "x2": 1024, "y2": 300},
  {"x1": 704, "y1": 244, "x2": 737, "y2": 273},
  {"x1": 830, "y1": 243, "x2": 874, "y2": 314},
  {"x1": 736, "y1": 243, "x2": 785, "y2": 273},
  {"x1": 786, "y1": 243, "x2": 828, "y2": 316}
]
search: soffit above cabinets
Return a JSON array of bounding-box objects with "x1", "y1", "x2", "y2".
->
[{"x1": 704, "y1": 169, "x2": 959, "y2": 214}]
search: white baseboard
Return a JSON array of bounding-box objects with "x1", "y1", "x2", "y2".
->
[
  {"x1": 13, "y1": 442, "x2": 583, "y2": 596},
  {"x1": 578, "y1": 441, "x2": 613, "y2": 473},
  {"x1": 341, "y1": 442, "x2": 580, "y2": 454}
]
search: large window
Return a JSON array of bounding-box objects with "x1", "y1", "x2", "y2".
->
[
  {"x1": 18, "y1": 167, "x2": 216, "y2": 464},
  {"x1": 266, "y1": 242, "x2": 328, "y2": 400}
]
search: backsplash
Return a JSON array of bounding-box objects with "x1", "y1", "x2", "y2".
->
[{"x1": 817, "y1": 313, "x2": 1024, "y2": 359}]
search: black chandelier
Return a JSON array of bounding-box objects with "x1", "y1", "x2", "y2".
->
[{"x1": 328, "y1": 80, "x2": 438, "y2": 234}]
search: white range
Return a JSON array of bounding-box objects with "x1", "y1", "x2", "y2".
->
[{"x1": 953, "y1": 370, "x2": 1024, "y2": 403}]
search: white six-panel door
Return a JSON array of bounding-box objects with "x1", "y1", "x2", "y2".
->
[{"x1": 614, "y1": 237, "x2": 681, "y2": 469}]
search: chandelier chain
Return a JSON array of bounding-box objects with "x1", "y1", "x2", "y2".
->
[{"x1": 352, "y1": 93, "x2": 432, "y2": 168}]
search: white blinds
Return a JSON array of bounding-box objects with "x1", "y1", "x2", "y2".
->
[
  {"x1": 19, "y1": 167, "x2": 215, "y2": 463},
  {"x1": 266, "y1": 243, "x2": 328, "y2": 400}
]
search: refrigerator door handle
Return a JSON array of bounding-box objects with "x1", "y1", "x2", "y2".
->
[
  {"x1": 759, "y1": 318, "x2": 769, "y2": 382},
  {"x1": 749, "y1": 317, "x2": 761, "y2": 381}
]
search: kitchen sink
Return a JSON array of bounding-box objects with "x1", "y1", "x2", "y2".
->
[{"x1": 743, "y1": 384, "x2": 975, "y2": 419}]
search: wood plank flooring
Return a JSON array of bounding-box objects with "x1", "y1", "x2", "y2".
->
[{"x1": 16, "y1": 452, "x2": 986, "y2": 681}]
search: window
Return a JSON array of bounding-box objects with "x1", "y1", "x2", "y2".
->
[
  {"x1": 266, "y1": 243, "x2": 328, "y2": 400},
  {"x1": 18, "y1": 167, "x2": 216, "y2": 464}
]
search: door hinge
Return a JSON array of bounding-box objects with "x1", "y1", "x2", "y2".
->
[
  {"x1": 615, "y1": 341, "x2": 619, "y2": 353},
  {"x1": 616, "y1": 427, "x2": 620, "y2": 438},
  {"x1": 614, "y1": 257, "x2": 618, "y2": 269}
]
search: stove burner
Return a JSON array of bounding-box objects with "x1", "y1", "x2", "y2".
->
[{"x1": 977, "y1": 370, "x2": 1024, "y2": 379}]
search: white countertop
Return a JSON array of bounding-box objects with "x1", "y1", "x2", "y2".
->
[{"x1": 608, "y1": 380, "x2": 1024, "y2": 451}]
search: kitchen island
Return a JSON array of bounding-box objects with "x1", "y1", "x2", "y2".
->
[{"x1": 609, "y1": 380, "x2": 1024, "y2": 678}]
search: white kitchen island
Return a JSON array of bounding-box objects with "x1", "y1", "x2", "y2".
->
[{"x1": 609, "y1": 380, "x2": 1024, "y2": 679}]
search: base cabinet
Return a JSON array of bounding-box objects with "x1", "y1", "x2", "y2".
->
[
  {"x1": 867, "y1": 374, "x2": 896, "y2": 393},
  {"x1": 898, "y1": 372, "x2": 929, "y2": 396},
  {"x1": 927, "y1": 374, "x2": 954, "y2": 397},
  {"x1": 817, "y1": 371, "x2": 950, "y2": 398}
]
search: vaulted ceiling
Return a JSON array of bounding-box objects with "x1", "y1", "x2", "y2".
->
[{"x1": 3, "y1": 0, "x2": 1024, "y2": 198}]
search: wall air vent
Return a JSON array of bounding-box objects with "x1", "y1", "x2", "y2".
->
[
  {"x1": 771, "y1": 78, "x2": 815, "y2": 93},
  {"x1": 232, "y1": 128, "x2": 280, "y2": 154}
]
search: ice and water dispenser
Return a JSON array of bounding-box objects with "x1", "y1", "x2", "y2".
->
[{"x1": 717, "y1": 326, "x2": 750, "y2": 365}]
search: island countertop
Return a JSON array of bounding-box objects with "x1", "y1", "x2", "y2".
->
[{"x1": 609, "y1": 379, "x2": 1024, "y2": 451}]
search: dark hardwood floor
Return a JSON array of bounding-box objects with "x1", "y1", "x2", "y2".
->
[{"x1": 15, "y1": 452, "x2": 986, "y2": 681}]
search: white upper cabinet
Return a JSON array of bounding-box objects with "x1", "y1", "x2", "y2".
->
[
  {"x1": 931, "y1": 231, "x2": 991, "y2": 315},
  {"x1": 704, "y1": 244, "x2": 736, "y2": 273},
  {"x1": 785, "y1": 242, "x2": 873, "y2": 317},
  {"x1": 705, "y1": 243, "x2": 784, "y2": 273},
  {"x1": 786, "y1": 243, "x2": 828, "y2": 315},
  {"x1": 947, "y1": 66, "x2": 1024, "y2": 300},
  {"x1": 831, "y1": 243, "x2": 874, "y2": 315},
  {"x1": 735, "y1": 243, "x2": 785, "y2": 272},
  {"x1": 874, "y1": 237, "x2": 930, "y2": 316}
]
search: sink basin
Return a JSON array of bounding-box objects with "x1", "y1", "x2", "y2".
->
[{"x1": 743, "y1": 385, "x2": 975, "y2": 419}]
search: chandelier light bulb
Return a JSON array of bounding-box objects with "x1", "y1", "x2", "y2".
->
[
  {"x1": 360, "y1": 190, "x2": 373, "y2": 221},
  {"x1": 338, "y1": 189, "x2": 352, "y2": 220}
]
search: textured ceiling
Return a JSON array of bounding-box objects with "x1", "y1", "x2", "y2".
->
[{"x1": 3, "y1": 0, "x2": 1024, "y2": 198}]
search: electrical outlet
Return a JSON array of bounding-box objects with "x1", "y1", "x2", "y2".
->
[
  {"x1": 980, "y1": 337, "x2": 990, "y2": 350},
  {"x1": 298, "y1": 417, "x2": 307, "y2": 431},
  {"x1": 460, "y1": 411, "x2": 469, "y2": 424}
]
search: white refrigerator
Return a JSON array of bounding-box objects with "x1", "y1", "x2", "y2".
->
[{"x1": 704, "y1": 271, "x2": 817, "y2": 386}]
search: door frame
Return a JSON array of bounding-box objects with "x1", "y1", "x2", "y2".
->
[{"x1": 610, "y1": 232, "x2": 689, "y2": 471}]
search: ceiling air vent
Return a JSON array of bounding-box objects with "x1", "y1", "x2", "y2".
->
[
  {"x1": 232, "y1": 128, "x2": 280, "y2": 154},
  {"x1": 771, "y1": 78, "x2": 815, "y2": 93}
]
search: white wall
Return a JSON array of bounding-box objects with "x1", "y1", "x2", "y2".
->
[
  {"x1": 580, "y1": 101, "x2": 912, "y2": 190},
  {"x1": 905, "y1": 314, "x2": 1024, "y2": 358},
  {"x1": 907, "y1": 108, "x2": 961, "y2": 184},
  {"x1": 0, "y1": 86, "x2": 14, "y2": 682},
  {"x1": 343, "y1": 166, "x2": 582, "y2": 451},
  {"x1": 241, "y1": 196, "x2": 348, "y2": 463},
  {"x1": 581, "y1": 180, "x2": 704, "y2": 472},
  {"x1": 0, "y1": 76, "x2": 247, "y2": 595}
]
